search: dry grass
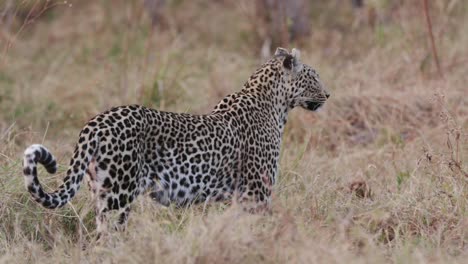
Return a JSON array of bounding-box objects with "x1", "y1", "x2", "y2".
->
[{"x1": 0, "y1": 0, "x2": 467, "y2": 263}]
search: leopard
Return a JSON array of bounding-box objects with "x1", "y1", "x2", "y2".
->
[{"x1": 22, "y1": 47, "x2": 330, "y2": 235}]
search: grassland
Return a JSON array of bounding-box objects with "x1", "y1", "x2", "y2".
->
[{"x1": 0, "y1": 1, "x2": 467, "y2": 263}]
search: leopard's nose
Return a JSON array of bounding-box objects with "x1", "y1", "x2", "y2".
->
[{"x1": 325, "y1": 92, "x2": 330, "y2": 99}]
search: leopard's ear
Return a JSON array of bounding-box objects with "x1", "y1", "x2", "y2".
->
[
  {"x1": 283, "y1": 48, "x2": 303, "y2": 74},
  {"x1": 274, "y1": 47, "x2": 289, "y2": 57},
  {"x1": 291, "y1": 48, "x2": 301, "y2": 61}
]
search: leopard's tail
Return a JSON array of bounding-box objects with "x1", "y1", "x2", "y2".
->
[{"x1": 23, "y1": 132, "x2": 97, "y2": 209}]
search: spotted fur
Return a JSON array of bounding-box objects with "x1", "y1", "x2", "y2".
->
[{"x1": 22, "y1": 48, "x2": 329, "y2": 233}]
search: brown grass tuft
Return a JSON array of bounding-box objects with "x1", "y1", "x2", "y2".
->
[{"x1": 348, "y1": 180, "x2": 372, "y2": 199}]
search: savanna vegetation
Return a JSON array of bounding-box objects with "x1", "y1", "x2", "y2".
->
[{"x1": 0, "y1": 0, "x2": 467, "y2": 263}]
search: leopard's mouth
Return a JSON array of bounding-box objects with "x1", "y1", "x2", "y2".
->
[{"x1": 305, "y1": 101, "x2": 324, "y2": 111}]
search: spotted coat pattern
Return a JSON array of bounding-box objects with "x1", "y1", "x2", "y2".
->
[{"x1": 22, "y1": 48, "x2": 329, "y2": 233}]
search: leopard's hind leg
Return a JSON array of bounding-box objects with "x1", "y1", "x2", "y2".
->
[
  {"x1": 149, "y1": 180, "x2": 171, "y2": 207},
  {"x1": 90, "y1": 157, "x2": 144, "y2": 236},
  {"x1": 85, "y1": 159, "x2": 109, "y2": 237}
]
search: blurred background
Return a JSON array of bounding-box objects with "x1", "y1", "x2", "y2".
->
[
  {"x1": 0, "y1": 0, "x2": 466, "y2": 150},
  {"x1": 0, "y1": 0, "x2": 468, "y2": 143},
  {"x1": 0, "y1": 0, "x2": 467, "y2": 262}
]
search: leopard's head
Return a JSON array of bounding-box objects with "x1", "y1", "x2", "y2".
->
[{"x1": 275, "y1": 47, "x2": 330, "y2": 111}]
